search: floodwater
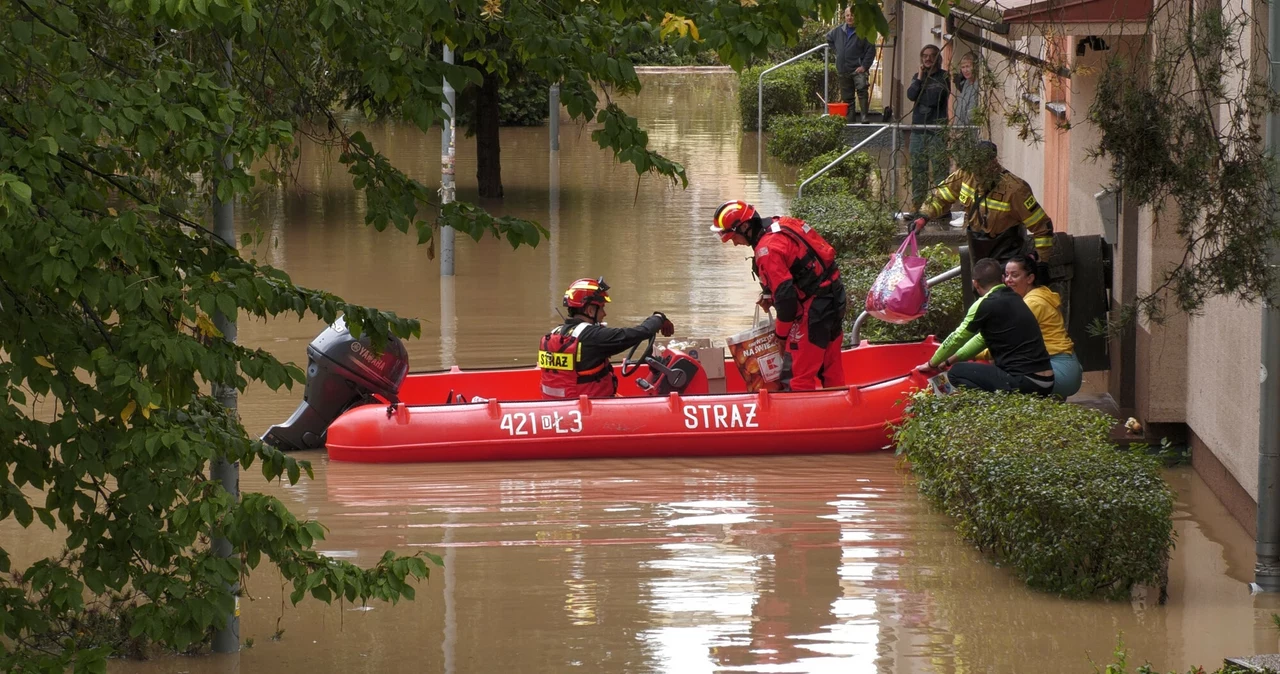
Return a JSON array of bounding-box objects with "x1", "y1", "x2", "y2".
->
[{"x1": 6, "y1": 71, "x2": 1276, "y2": 672}]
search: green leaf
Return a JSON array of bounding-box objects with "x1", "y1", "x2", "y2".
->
[
  {"x1": 215, "y1": 293, "x2": 237, "y2": 319},
  {"x1": 36, "y1": 136, "x2": 59, "y2": 155},
  {"x1": 3, "y1": 175, "x2": 32, "y2": 204}
]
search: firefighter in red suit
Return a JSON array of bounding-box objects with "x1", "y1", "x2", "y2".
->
[
  {"x1": 539, "y1": 277, "x2": 675, "y2": 399},
  {"x1": 711, "y1": 201, "x2": 848, "y2": 391}
]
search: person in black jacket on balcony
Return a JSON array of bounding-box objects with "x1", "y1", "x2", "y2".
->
[
  {"x1": 908, "y1": 44, "x2": 951, "y2": 206},
  {"x1": 826, "y1": 8, "x2": 878, "y2": 123}
]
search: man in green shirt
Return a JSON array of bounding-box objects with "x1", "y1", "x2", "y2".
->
[{"x1": 916, "y1": 258, "x2": 1055, "y2": 396}]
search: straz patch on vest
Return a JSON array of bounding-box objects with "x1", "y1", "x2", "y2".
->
[{"x1": 538, "y1": 351, "x2": 574, "y2": 370}]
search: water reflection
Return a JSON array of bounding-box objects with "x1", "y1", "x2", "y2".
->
[{"x1": 101, "y1": 453, "x2": 1273, "y2": 674}]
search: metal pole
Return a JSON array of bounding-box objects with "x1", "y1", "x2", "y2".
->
[
  {"x1": 549, "y1": 83, "x2": 560, "y2": 152},
  {"x1": 1253, "y1": 6, "x2": 1280, "y2": 593},
  {"x1": 549, "y1": 150, "x2": 560, "y2": 318},
  {"x1": 440, "y1": 275, "x2": 456, "y2": 373},
  {"x1": 441, "y1": 45, "x2": 457, "y2": 277},
  {"x1": 824, "y1": 46, "x2": 830, "y2": 105},
  {"x1": 755, "y1": 45, "x2": 831, "y2": 181},
  {"x1": 211, "y1": 36, "x2": 240, "y2": 654}
]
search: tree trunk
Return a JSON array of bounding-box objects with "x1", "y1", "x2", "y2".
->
[{"x1": 475, "y1": 71, "x2": 504, "y2": 199}]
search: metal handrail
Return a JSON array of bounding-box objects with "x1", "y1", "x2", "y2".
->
[
  {"x1": 798, "y1": 121, "x2": 979, "y2": 203},
  {"x1": 757, "y1": 43, "x2": 831, "y2": 176},
  {"x1": 796, "y1": 124, "x2": 890, "y2": 198},
  {"x1": 849, "y1": 264, "x2": 963, "y2": 344}
]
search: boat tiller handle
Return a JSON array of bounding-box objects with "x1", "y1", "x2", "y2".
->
[{"x1": 645, "y1": 358, "x2": 688, "y2": 389}]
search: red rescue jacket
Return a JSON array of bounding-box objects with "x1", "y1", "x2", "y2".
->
[
  {"x1": 753, "y1": 216, "x2": 842, "y2": 337},
  {"x1": 538, "y1": 323, "x2": 616, "y2": 399}
]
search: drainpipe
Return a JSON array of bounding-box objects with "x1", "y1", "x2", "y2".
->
[{"x1": 1253, "y1": 5, "x2": 1280, "y2": 592}]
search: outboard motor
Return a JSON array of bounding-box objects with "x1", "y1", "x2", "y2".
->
[{"x1": 262, "y1": 317, "x2": 409, "y2": 452}]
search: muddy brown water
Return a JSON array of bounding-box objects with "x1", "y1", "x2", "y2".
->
[{"x1": 2, "y1": 72, "x2": 1275, "y2": 672}]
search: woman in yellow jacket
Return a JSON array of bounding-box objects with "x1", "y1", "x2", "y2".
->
[{"x1": 1002, "y1": 254, "x2": 1082, "y2": 397}]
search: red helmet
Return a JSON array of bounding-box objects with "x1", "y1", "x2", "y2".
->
[
  {"x1": 563, "y1": 277, "x2": 611, "y2": 310},
  {"x1": 711, "y1": 200, "x2": 757, "y2": 242}
]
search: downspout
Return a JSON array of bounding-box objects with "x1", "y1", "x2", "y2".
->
[{"x1": 1253, "y1": 1, "x2": 1280, "y2": 592}]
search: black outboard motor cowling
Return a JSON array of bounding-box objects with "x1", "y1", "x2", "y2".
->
[{"x1": 262, "y1": 317, "x2": 409, "y2": 452}]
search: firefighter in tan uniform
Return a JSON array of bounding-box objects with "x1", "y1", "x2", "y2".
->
[{"x1": 913, "y1": 140, "x2": 1054, "y2": 264}]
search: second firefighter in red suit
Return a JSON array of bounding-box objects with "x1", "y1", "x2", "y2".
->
[
  {"x1": 538, "y1": 277, "x2": 675, "y2": 399},
  {"x1": 711, "y1": 200, "x2": 848, "y2": 391}
]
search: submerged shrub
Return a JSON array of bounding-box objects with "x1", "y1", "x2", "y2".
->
[
  {"x1": 842, "y1": 243, "x2": 963, "y2": 344},
  {"x1": 797, "y1": 149, "x2": 878, "y2": 199},
  {"x1": 765, "y1": 20, "x2": 833, "y2": 63},
  {"x1": 738, "y1": 60, "x2": 835, "y2": 131},
  {"x1": 792, "y1": 192, "x2": 893, "y2": 259},
  {"x1": 765, "y1": 113, "x2": 846, "y2": 165},
  {"x1": 894, "y1": 390, "x2": 1176, "y2": 600}
]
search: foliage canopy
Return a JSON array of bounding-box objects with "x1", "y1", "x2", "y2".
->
[{"x1": 0, "y1": 0, "x2": 917, "y2": 669}]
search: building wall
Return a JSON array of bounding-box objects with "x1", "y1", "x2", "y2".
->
[
  {"x1": 1187, "y1": 297, "x2": 1262, "y2": 500},
  {"x1": 1063, "y1": 38, "x2": 1115, "y2": 241},
  {"x1": 1134, "y1": 206, "x2": 1190, "y2": 423}
]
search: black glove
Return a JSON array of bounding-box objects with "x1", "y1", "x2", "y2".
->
[{"x1": 653, "y1": 312, "x2": 674, "y2": 337}]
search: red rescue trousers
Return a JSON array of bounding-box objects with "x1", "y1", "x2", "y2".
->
[{"x1": 779, "y1": 300, "x2": 846, "y2": 391}]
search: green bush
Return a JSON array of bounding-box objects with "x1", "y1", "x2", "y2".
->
[
  {"x1": 766, "y1": 20, "x2": 834, "y2": 63},
  {"x1": 791, "y1": 192, "x2": 893, "y2": 258},
  {"x1": 842, "y1": 243, "x2": 963, "y2": 343},
  {"x1": 456, "y1": 68, "x2": 550, "y2": 128},
  {"x1": 629, "y1": 44, "x2": 722, "y2": 66},
  {"x1": 765, "y1": 113, "x2": 845, "y2": 165},
  {"x1": 797, "y1": 149, "x2": 878, "y2": 199},
  {"x1": 797, "y1": 60, "x2": 839, "y2": 108},
  {"x1": 894, "y1": 390, "x2": 1176, "y2": 600},
  {"x1": 738, "y1": 60, "x2": 835, "y2": 131}
]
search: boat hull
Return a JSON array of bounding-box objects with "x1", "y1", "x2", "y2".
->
[{"x1": 325, "y1": 339, "x2": 937, "y2": 464}]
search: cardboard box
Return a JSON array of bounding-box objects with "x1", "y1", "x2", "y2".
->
[{"x1": 661, "y1": 338, "x2": 726, "y2": 380}]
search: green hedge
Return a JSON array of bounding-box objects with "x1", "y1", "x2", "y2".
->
[
  {"x1": 629, "y1": 44, "x2": 722, "y2": 66},
  {"x1": 766, "y1": 21, "x2": 834, "y2": 63},
  {"x1": 841, "y1": 243, "x2": 964, "y2": 343},
  {"x1": 738, "y1": 60, "x2": 835, "y2": 131},
  {"x1": 894, "y1": 390, "x2": 1176, "y2": 600},
  {"x1": 792, "y1": 192, "x2": 893, "y2": 259},
  {"x1": 455, "y1": 68, "x2": 550, "y2": 128},
  {"x1": 765, "y1": 113, "x2": 845, "y2": 165},
  {"x1": 797, "y1": 149, "x2": 878, "y2": 199}
]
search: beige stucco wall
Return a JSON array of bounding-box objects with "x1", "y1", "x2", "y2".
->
[
  {"x1": 1186, "y1": 299, "x2": 1263, "y2": 500},
  {"x1": 1063, "y1": 41, "x2": 1112, "y2": 240},
  {"x1": 990, "y1": 59, "x2": 1046, "y2": 198},
  {"x1": 1133, "y1": 206, "x2": 1190, "y2": 422},
  {"x1": 1175, "y1": 0, "x2": 1266, "y2": 503}
]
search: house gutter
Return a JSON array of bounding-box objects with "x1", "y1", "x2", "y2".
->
[{"x1": 1254, "y1": 2, "x2": 1280, "y2": 592}]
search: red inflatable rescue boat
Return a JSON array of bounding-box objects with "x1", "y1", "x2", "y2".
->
[{"x1": 262, "y1": 319, "x2": 937, "y2": 464}]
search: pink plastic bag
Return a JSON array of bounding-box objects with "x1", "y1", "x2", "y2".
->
[{"x1": 865, "y1": 230, "x2": 930, "y2": 324}]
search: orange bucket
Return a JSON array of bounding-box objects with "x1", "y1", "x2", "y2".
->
[{"x1": 826, "y1": 102, "x2": 849, "y2": 117}]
